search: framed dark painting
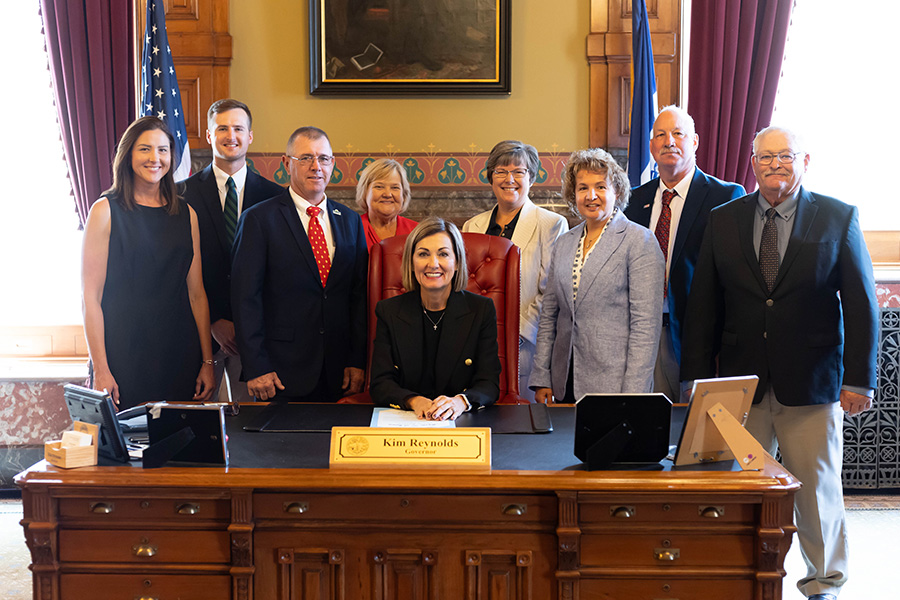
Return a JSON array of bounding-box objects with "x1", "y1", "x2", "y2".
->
[{"x1": 310, "y1": 0, "x2": 511, "y2": 95}]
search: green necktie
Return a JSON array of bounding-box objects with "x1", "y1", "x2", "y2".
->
[{"x1": 224, "y1": 176, "x2": 238, "y2": 246}]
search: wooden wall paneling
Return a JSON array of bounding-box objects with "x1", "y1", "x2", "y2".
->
[
  {"x1": 588, "y1": 0, "x2": 681, "y2": 150},
  {"x1": 136, "y1": 0, "x2": 232, "y2": 148}
]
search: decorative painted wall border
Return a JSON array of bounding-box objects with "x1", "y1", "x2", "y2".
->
[{"x1": 244, "y1": 151, "x2": 573, "y2": 190}]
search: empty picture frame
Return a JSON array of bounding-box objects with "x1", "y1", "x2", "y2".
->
[{"x1": 674, "y1": 376, "x2": 758, "y2": 466}]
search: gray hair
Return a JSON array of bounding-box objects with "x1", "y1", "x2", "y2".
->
[
  {"x1": 752, "y1": 125, "x2": 805, "y2": 155},
  {"x1": 485, "y1": 140, "x2": 541, "y2": 185},
  {"x1": 655, "y1": 105, "x2": 696, "y2": 136}
]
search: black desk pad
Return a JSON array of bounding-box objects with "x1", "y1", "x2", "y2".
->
[
  {"x1": 244, "y1": 402, "x2": 374, "y2": 432},
  {"x1": 213, "y1": 404, "x2": 727, "y2": 472},
  {"x1": 245, "y1": 402, "x2": 552, "y2": 435}
]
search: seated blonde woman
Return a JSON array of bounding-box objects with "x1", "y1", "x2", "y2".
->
[
  {"x1": 370, "y1": 218, "x2": 501, "y2": 420},
  {"x1": 356, "y1": 158, "x2": 418, "y2": 250}
]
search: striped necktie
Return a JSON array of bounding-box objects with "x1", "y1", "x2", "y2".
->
[
  {"x1": 224, "y1": 176, "x2": 238, "y2": 246},
  {"x1": 654, "y1": 189, "x2": 675, "y2": 296}
]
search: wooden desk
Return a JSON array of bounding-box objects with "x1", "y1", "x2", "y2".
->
[{"x1": 16, "y1": 406, "x2": 798, "y2": 600}]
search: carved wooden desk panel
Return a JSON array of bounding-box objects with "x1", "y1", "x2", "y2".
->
[{"x1": 17, "y1": 407, "x2": 799, "y2": 600}]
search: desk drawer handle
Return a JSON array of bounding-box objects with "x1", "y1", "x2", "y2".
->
[
  {"x1": 284, "y1": 502, "x2": 309, "y2": 514},
  {"x1": 699, "y1": 505, "x2": 724, "y2": 518},
  {"x1": 610, "y1": 505, "x2": 635, "y2": 518},
  {"x1": 90, "y1": 502, "x2": 114, "y2": 514},
  {"x1": 502, "y1": 503, "x2": 527, "y2": 516},
  {"x1": 654, "y1": 548, "x2": 680, "y2": 561},
  {"x1": 132, "y1": 541, "x2": 158, "y2": 558},
  {"x1": 176, "y1": 503, "x2": 200, "y2": 515},
  {"x1": 135, "y1": 597, "x2": 158, "y2": 600}
]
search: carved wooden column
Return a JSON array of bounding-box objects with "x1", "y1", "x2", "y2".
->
[{"x1": 588, "y1": 0, "x2": 682, "y2": 152}]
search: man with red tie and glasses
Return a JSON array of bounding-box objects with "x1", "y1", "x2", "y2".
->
[{"x1": 232, "y1": 127, "x2": 367, "y2": 402}]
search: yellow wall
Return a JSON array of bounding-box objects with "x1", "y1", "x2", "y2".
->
[{"x1": 230, "y1": 0, "x2": 590, "y2": 154}]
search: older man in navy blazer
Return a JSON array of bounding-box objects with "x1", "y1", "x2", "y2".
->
[
  {"x1": 681, "y1": 126, "x2": 878, "y2": 600},
  {"x1": 232, "y1": 127, "x2": 367, "y2": 401},
  {"x1": 183, "y1": 99, "x2": 284, "y2": 402},
  {"x1": 625, "y1": 106, "x2": 745, "y2": 402}
]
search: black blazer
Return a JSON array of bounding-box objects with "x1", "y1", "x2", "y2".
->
[
  {"x1": 182, "y1": 164, "x2": 283, "y2": 337},
  {"x1": 370, "y1": 290, "x2": 501, "y2": 409},
  {"x1": 626, "y1": 168, "x2": 745, "y2": 363},
  {"x1": 680, "y1": 188, "x2": 878, "y2": 406},
  {"x1": 231, "y1": 190, "x2": 368, "y2": 398}
]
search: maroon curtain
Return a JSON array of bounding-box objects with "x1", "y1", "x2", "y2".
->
[
  {"x1": 40, "y1": 0, "x2": 135, "y2": 227},
  {"x1": 688, "y1": 0, "x2": 794, "y2": 192}
]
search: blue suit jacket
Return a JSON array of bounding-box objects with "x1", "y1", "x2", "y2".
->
[
  {"x1": 681, "y1": 188, "x2": 878, "y2": 405},
  {"x1": 231, "y1": 189, "x2": 368, "y2": 398},
  {"x1": 183, "y1": 164, "x2": 283, "y2": 344},
  {"x1": 625, "y1": 168, "x2": 745, "y2": 363}
]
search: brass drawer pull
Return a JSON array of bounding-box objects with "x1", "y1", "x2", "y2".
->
[
  {"x1": 501, "y1": 503, "x2": 527, "y2": 516},
  {"x1": 90, "y1": 502, "x2": 114, "y2": 514},
  {"x1": 132, "y1": 540, "x2": 158, "y2": 558},
  {"x1": 176, "y1": 503, "x2": 200, "y2": 515},
  {"x1": 699, "y1": 505, "x2": 725, "y2": 518},
  {"x1": 135, "y1": 597, "x2": 158, "y2": 600},
  {"x1": 284, "y1": 501, "x2": 309, "y2": 514},
  {"x1": 654, "y1": 548, "x2": 680, "y2": 561},
  {"x1": 610, "y1": 505, "x2": 635, "y2": 518}
]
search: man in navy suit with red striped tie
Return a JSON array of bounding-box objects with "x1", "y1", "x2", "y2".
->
[
  {"x1": 231, "y1": 127, "x2": 367, "y2": 402},
  {"x1": 625, "y1": 106, "x2": 745, "y2": 402}
]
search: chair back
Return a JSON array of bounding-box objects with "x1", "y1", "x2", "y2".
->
[{"x1": 362, "y1": 232, "x2": 525, "y2": 404}]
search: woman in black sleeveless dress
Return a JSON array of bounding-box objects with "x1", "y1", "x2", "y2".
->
[{"x1": 81, "y1": 117, "x2": 215, "y2": 409}]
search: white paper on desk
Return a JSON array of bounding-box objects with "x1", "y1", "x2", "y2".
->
[{"x1": 370, "y1": 407, "x2": 456, "y2": 428}]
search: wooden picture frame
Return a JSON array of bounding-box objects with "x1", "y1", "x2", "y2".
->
[{"x1": 310, "y1": 0, "x2": 511, "y2": 95}]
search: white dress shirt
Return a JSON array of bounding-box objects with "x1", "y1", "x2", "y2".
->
[
  {"x1": 288, "y1": 187, "x2": 335, "y2": 260},
  {"x1": 648, "y1": 166, "x2": 695, "y2": 311},
  {"x1": 211, "y1": 163, "x2": 248, "y2": 216}
]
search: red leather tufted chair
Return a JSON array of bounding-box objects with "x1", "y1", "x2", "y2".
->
[{"x1": 345, "y1": 232, "x2": 528, "y2": 404}]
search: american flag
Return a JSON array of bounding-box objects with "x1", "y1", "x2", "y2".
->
[{"x1": 140, "y1": 1, "x2": 191, "y2": 181}]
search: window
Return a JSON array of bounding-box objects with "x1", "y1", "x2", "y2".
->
[
  {"x1": 0, "y1": 3, "x2": 82, "y2": 327},
  {"x1": 773, "y1": 0, "x2": 897, "y2": 230}
]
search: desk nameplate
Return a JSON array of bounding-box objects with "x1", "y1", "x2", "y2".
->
[{"x1": 329, "y1": 427, "x2": 491, "y2": 469}]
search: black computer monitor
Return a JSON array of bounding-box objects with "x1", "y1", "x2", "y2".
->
[
  {"x1": 574, "y1": 393, "x2": 672, "y2": 469},
  {"x1": 63, "y1": 384, "x2": 131, "y2": 463}
]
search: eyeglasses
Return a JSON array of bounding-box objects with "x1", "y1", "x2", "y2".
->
[
  {"x1": 287, "y1": 154, "x2": 334, "y2": 166},
  {"x1": 493, "y1": 168, "x2": 529, "y2": 180},
  {"x1": 753, "y1": 152, "x2": 802, "y2": 166}
]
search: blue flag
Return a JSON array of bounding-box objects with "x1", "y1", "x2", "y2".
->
[
  {"x1": 627, "y1": 0, "x2": 658, "y2": 187},
  {"x1": 140, "y1": 1, "x2": 191, "y2": 181}
]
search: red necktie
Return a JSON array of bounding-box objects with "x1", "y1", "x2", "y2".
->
[
  {"x1": 306, "y1": 205, "x2": 331, "y2": 285},
  {"x1": 654, "y1": 189, "x2": 675, "y2": 297}
]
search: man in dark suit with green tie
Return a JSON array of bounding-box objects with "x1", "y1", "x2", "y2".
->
[{"x1": 183, "y1": 99, "x2": 283, "y2": 402}]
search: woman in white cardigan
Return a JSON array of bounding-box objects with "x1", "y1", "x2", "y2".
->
[{"x1": 462, "y1": 140, "x2": 568, "y2": 401}]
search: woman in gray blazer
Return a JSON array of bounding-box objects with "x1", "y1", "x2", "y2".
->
[
  {"x1": 463, "y1": 141, "x2": 567, "y2": 401},
  {"x1": 530, "y1": 149, "x2": 664, "y2": 403}
]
